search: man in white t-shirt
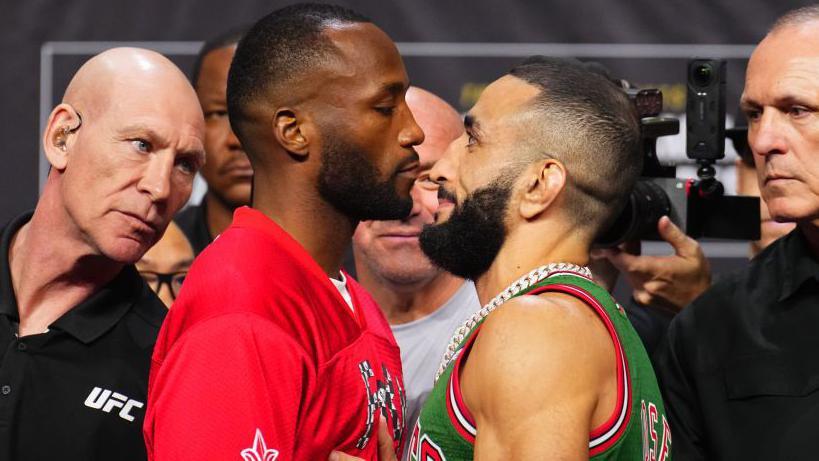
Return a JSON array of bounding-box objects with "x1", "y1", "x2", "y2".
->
[{"x1": 353, "y1": 87, "x2": 480, "y2": 458}]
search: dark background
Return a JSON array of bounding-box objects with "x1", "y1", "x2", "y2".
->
[{"x1": 1, "y1": 0, "x2": 811, "y2": 254}]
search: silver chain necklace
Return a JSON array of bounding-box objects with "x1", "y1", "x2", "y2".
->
[{"x1": 434, "y1": 262, "x2": 592, "y2": 383}]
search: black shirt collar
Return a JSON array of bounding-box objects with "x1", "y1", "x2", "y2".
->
[
  {"x1": 778, "y1": 227, "x2": 819, "y2": 302},
  {"x1": 1, "y1": 212, "x2": 143, "y2": 343}
]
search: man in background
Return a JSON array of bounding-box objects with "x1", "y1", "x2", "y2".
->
[
  {"x1": 656, "y1": 6, "x2": 819, "y2": 458},
  {"x1": 352, "y1": 86, "x2": 480, "y2": 456},
  {"x1": 175, "y1": 27, "x2": 250, "y2": 254},
  {"x1": 0, "y1": 48, "x2": 203, "y2": 460},
  {"x1": 136, "y1": 221, "x2": 194, "y2": 308},
  {"x1": 594, "y1": 129, "x2": 798, "y2": 358}
]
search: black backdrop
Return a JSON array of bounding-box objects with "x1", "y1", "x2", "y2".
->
[{"x1": 1, "y1": 0, "x2": 812, "y2": 231}]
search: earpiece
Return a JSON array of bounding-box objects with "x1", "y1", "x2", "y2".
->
[{"x1": 55, "y1": 127, "x2": 70, "y2": 150}]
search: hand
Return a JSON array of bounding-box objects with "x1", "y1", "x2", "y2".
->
[
  {"x1": 589, "y1": 239, "x2": 640, "y2": 292},
  {"x1": 595, "y1": 216, "x2": 711, "y2": 311},
  {"x1": 329, "y1": 417, "x2": 398, "y2": 461}
]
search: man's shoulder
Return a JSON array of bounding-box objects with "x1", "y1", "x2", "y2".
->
[
  {"x1": 464, "y1": 294, "x2": 613, "y2": 410},
  {"x1": 190, "y1": 223, "x2": 284, "y2": 279},
  {"x1": 666, "y1": 234, "x2": 797, "y2": 361},
  {"x1": 159, "y1": 230, "x2": 357, "y2": 365},
  {"x1": 480, "y1": 293, "x2": 612, "y2": 360},
  {"x1": 678, "y1": 234, "x2": 791, "y2": 326}
]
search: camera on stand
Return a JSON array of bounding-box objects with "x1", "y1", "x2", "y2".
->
[{"x1": 595, "y1": 58, "x2": 761, "y2": 247}]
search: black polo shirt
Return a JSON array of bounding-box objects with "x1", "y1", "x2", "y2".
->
[
  {"x1": 174, "y1": 202, "x2": 212, "y2": 255},
  {"x1": 0, "y1": 213, "x2": 166, "y2": 461},
  {"x1": 656, "y1": 227, "x2": 819, "y2": 460}
]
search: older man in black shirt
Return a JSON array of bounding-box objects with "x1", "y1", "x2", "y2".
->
[
  {"x1": 0, "y1": 48, "x2": 204, "y2": 460},
  {"x1": 656, "y1": 6, "x2": 819, "y2": 460}
]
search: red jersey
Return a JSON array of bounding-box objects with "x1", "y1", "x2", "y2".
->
[{"x1": 144, "y1": 207, "x2": 406, "y2": 460}]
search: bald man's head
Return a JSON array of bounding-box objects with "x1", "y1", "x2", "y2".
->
[
  {"x1": 62, "y1": 47, "x2": 202, "y2": 124},
  {"x1": 41, "y1": 47, "x2": 206, "y2": 264},
  {"x1": 406, "y1": 87, "x2": 463, "y2": 168}
]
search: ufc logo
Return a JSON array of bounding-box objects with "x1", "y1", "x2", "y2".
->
[{"x1": 84, "y1": 387, "x2": 144, "y2": 422}]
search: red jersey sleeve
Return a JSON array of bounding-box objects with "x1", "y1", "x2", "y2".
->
[{"x1": 144, "y1": 312, "x2": 314, "y2": 461}]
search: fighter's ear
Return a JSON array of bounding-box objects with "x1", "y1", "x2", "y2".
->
[
  {"x1": 42, "y1": 104, "x2": 81, "y2": 171},
  {"x1": 272, "y1": 107, "x2": 309, "y2": 159},
  {"x1": 518, "y1": 158, "x2": 566, "y2": 220}
]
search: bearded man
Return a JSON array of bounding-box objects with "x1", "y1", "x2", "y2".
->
[
  {"x1": 410, "y1": 57, "x2": 670, "y2": 460},
  {"x1": 145, "y1": 4, "x2": 423, "y2": 460}
]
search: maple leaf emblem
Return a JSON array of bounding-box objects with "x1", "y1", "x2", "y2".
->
[{"x1": 241, "y1": 428, "x2": 279, "y2": 461}]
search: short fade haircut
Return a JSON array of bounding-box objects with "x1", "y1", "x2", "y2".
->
[
  {"x1": 771, "y1": 4, "x2": 819, "y2": 33},
  {"x1": 191, "y1": 25, "x2": 249, "y2": 88},
  {"x1": 226, "y1": 3, "x2": 370, "y2": 144},
  {"x1": 508, "y1": 56, "x2": 641, "y2": 237}
]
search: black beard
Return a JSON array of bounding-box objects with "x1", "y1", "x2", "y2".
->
[
  {"x1": 419, "y1": 180, "x2": 513, "y2": 280},
  {"x1": 317, "y1": 134, "x2": 413, "y2": 222}
]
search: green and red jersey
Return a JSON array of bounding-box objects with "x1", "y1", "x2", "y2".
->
[{"x1": 409, "y1": 271, "x2": 671, "y2": 460}]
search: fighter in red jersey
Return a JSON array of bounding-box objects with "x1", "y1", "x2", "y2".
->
[{"x1": 144, "y1": 4, "x2": 424, "y2": 461}]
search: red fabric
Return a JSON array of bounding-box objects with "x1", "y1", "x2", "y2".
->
[{"x1": 144, "y1": 207, "x2": 405, "y2": 460}]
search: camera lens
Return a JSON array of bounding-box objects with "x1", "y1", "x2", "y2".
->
[
  {"x1": 594, "y1": 180, "x2": 672, "y2": 247},
  {"x1": 692, "y1": 64, "x2": 713, "y2": 87}
]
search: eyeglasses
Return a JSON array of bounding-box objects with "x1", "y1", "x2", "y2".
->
[{"x1": 139, "y1": 271, "x2": 187, "y2": 300}]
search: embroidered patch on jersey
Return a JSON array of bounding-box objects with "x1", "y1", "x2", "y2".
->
[
  {"x1": 356, "y1": 360, "x2": 405, "y2": 450},
  {"x1": 241, "y1": 429, "x2": 279, "y2": 461}
]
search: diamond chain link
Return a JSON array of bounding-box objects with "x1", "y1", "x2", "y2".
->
[{"x1": 433, "y1": 262, "x2": 591, "y2": 383}]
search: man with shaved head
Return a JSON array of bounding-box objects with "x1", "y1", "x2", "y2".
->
[
  {"x1": 352, "y1": 87, "x2": 479, "y2": 458},
  {"x1": 146, "y1": 4, "x2": 422, "y2": 461},
  {"x1": 0, "y1": 48, "x2": 204, "y2": 460},
  {"x1": 656, "y1": 5, "x2": 819, "y2": 459}
]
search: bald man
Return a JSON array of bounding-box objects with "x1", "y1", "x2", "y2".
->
[
  {"x1": 0, "y1": 48, "x2": 204, "y2": 460},
  {"x1": 352, "y1": 87, "x2": 479, "y2": 458}
]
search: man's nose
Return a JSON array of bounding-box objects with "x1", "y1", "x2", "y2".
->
[
  {"x1": 226, "y1": 126, "x2": 243, "y2": 151},
  {"x1": 398, "y1": 105, "x2": 425, "y2": 148},
  {"x1": 428, "y1": 136, "x2": 461, "y2": 186},
  {"x1": 749, "y1": 110, "x2": 788, "y2": 158},
  {"x1": 137, "y1": 154, "x2": 174, "y2": 202}
]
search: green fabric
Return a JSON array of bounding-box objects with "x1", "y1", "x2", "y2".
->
[{"x1": 409, "y1": 272, "x2": 671, "y2": 460}]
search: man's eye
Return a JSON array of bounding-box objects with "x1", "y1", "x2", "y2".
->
[
  {"x1": 415, "y1": 176, "x2": 438, "y2": 190},
  {"x1": 375, "y1": 106, "x2": 395, "y2": 116},
  {"x1": 205, "y1": 110, "x2": 229, "y2": 120},
  {"x1": 131, "y1": 139, "x2": 152, "y2": 152},
  {"x1": 176, "y1": 157, "x2": 199, "y2": 175},
  {"x1": 743, "y1": 109, "x2": 761, "y2": 121},
  {"x1": 789, "y1": 106, "x2": 810, "y2": 118}
]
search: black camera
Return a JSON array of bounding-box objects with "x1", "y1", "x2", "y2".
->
[
  {"x1": 687, "y1": 59, "x2": 726, "y2": 160},
  {"x1": 596, "y1": 58, "x2": 760, "y2": 247}
]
